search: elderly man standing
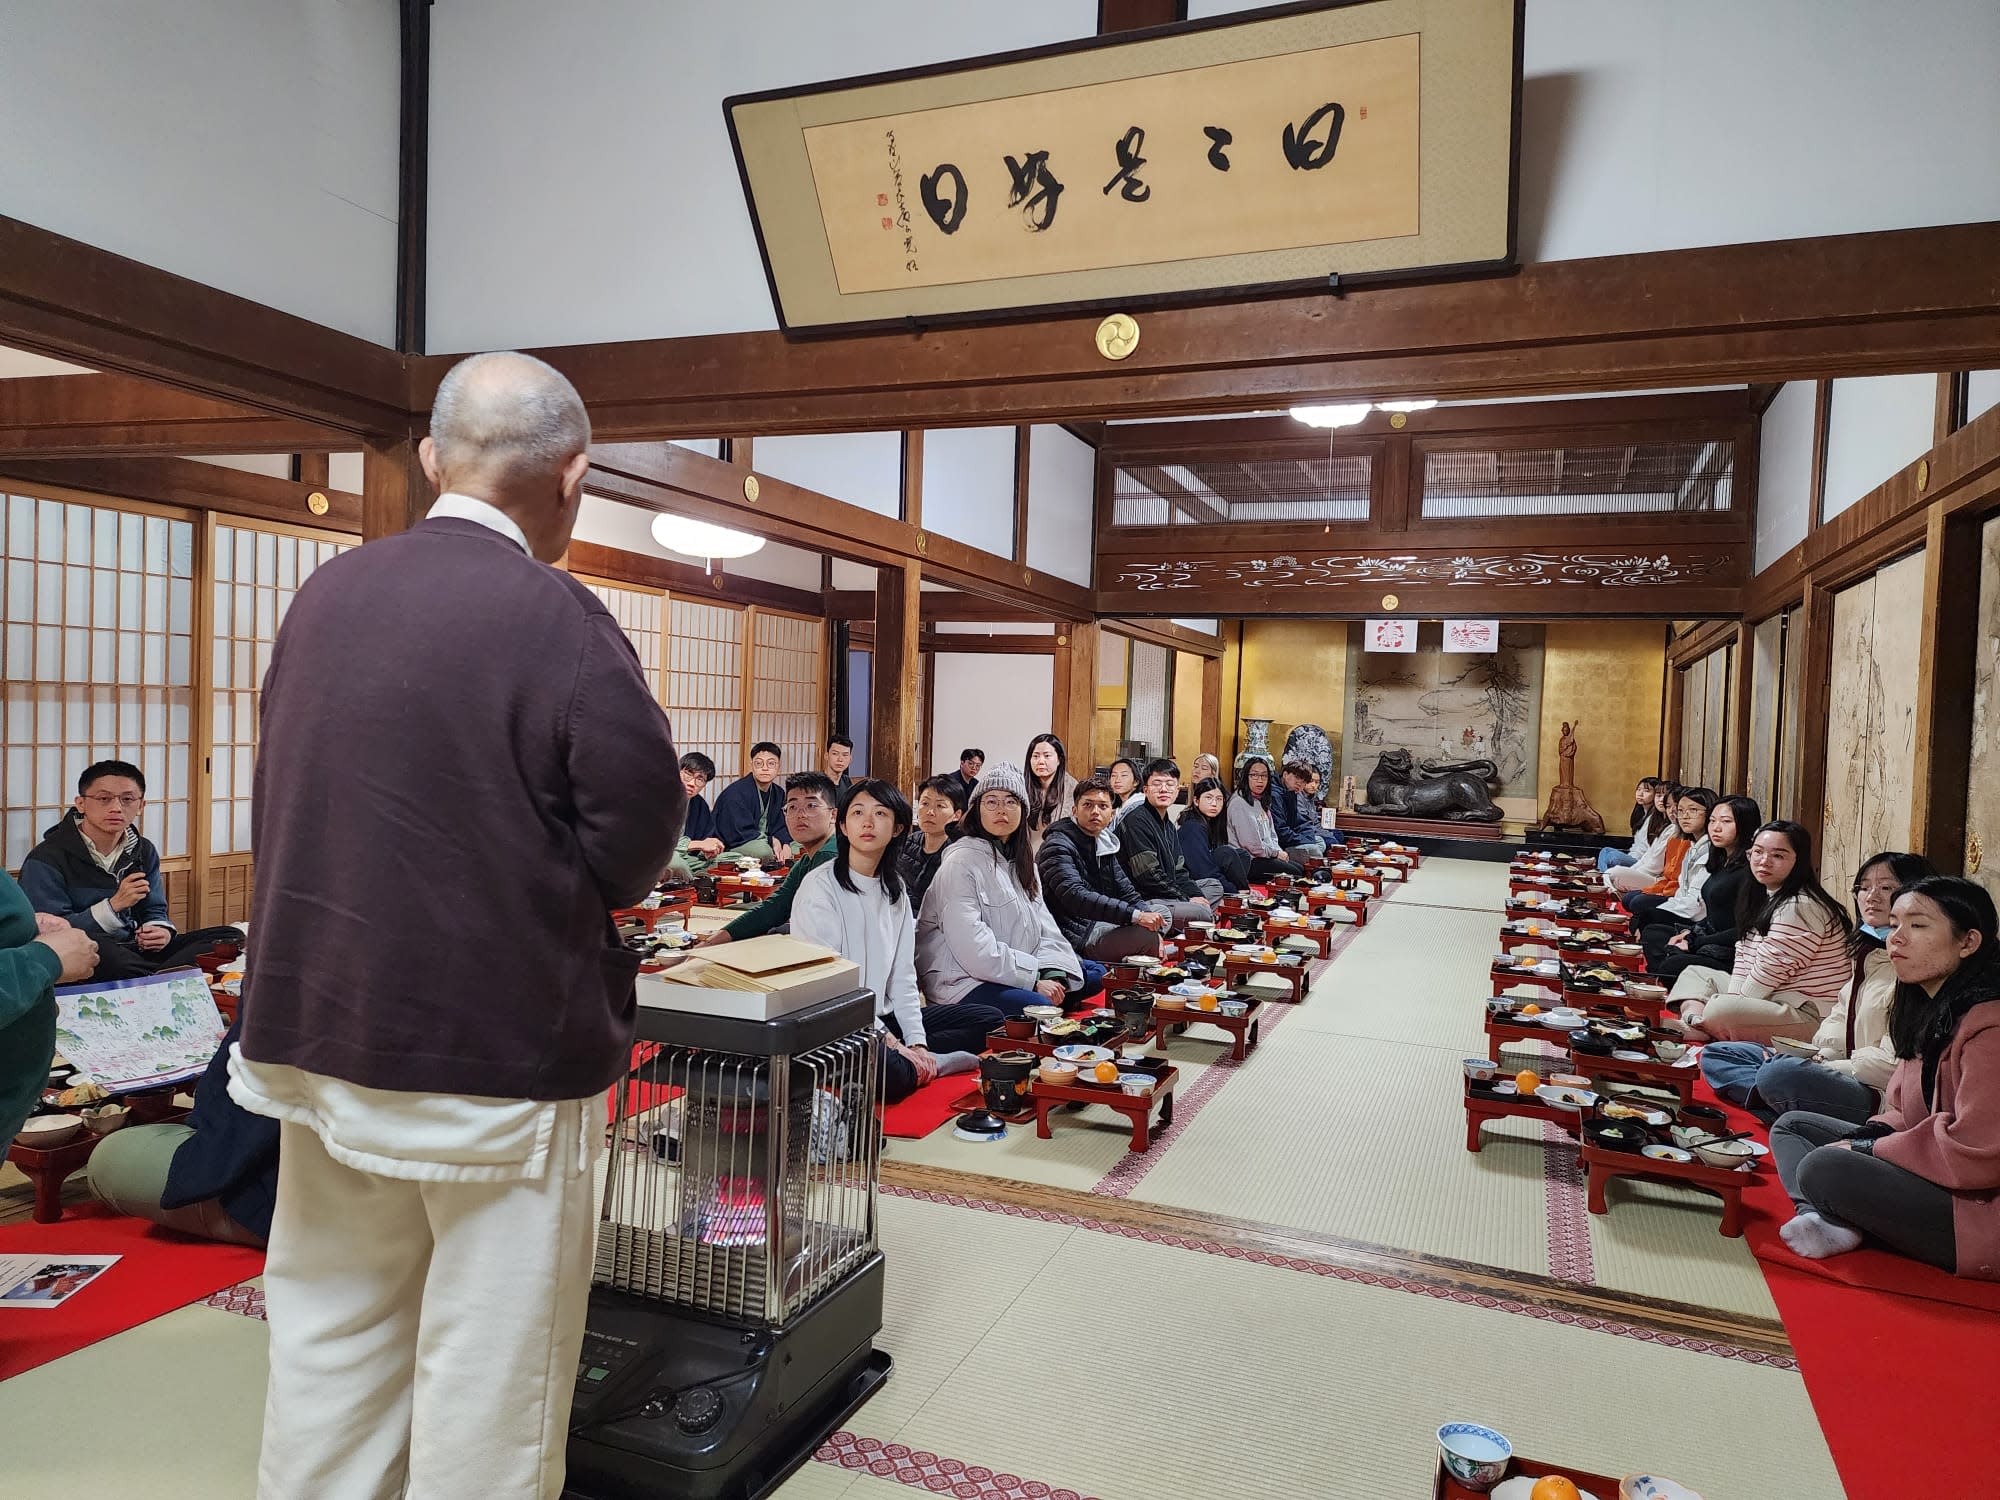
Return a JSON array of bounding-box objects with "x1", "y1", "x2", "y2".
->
[{"x1": 229, "y1": 352, "x2": 683, "y2": 1500}]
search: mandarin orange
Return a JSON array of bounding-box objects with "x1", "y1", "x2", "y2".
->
[{"x1": 1514, "y1": 1068, "x2": 1541, "y2": 1094}]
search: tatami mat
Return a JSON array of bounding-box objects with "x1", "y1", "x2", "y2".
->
[
  {"x1": 881, "y1": 1222, "x2": 1839, "y2": 1500},
  {"x1": 1379, "y1": 855, "x2": 1510, "y2": 912},
  {"x1": 1284, "y1": 901, "x2": 1507, "y2": 1052},
  {"x1": 1586, "y1": 1176, "x2": 1783, "y2": 1319}
]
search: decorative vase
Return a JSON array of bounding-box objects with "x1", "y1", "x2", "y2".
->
[{"x1": 1234, "y1": 717, "x2": 1274, "y2": 776}]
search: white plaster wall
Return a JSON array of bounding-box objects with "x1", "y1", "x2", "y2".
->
[
  {"x1": 192, "y1": 455, "x2": 295, "y2": 479},
  {"x1": 1025, "y1": 425, "x2": 1095, "y2": 588},
  {"x1": 725, "y1": 539, "x2": 822, "y2": 591},
  {"x1": 1822, "y1": 374, "x2": 1938, "y2": 519},
  {"x1": 930, "y1": 653, "x2": 1055, "y2": 774},
  {"x1": 831, "y1": 560, "x2": 877, "y2": 591},
  {"x1": 934, "y1": 622, "x2": 1054, "y2": 636},
  {"x1": 428, "y1": 0, "x2": 2000, "y2": 349},
  {"x1": 1969, "y1": 371, "x2": 2000, "y2": 426},
  {"x1": 754, "y1": 433, "x2": 903, "y2": 518},
  {"x1": 0, "y1": 0, "x2": 401, "y2": 344},
  {"x1": 328, "y1": 453, "x2": 364, "y2": 492},
  {"x1": 572, "y1": 492, "x2": 823, "y2": 592},
  {"x1": 921, "y1": 427, "x2": 1017, "y2": 559},
  {"x1": 1171, "y1": 618, "x2": 1218, "y2": 634},
  {"x1": 1755, "y1": 382, "x2": 1817, "y2": 572}
]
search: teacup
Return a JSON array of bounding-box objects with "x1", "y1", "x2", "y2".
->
[
  {"x1": 1463, "y1": 1058, "x2": 1500, "y2": 1082},
  {"x1": 1652, "y1": 1039, "x2": 1688, "y2": 1063},
  {"x1": 1437, "y1": 1423, "x2": 1511, "y2": 1493}
]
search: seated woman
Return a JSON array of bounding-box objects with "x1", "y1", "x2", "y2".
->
[
  {"x1": 1599, "y1": 778, "x2": 1665, "y2": 874},
  {"x1": 915, "y1": 764, "x2": 1101, "y2": 1019},
  {"x1": 1772, "y1": 876, "x2": 2000, "y2": 1277},
  {"x1": 1628, "y1": 787, "x2": 1713, "y2": 931},
  {"x1": 899, "y1": 774, "x2": 964, "y2": 915},
  {"x1": 1664, "y1": 820, "x2": 1852, "y2": 1044},
  {"x1": 1605, "y1": 785, "x2": 1680, "y2": 894},
  {"x1": 1225, "y1": 757, "x2": 1309, "y2": 883},
  {"x1": 86, "y1": 1011, "x2": 275, "y2": 1246},
  {"x1": 1022, "y1": 733, "x2": 1077, "y2": 853},
  {"x1": 1641, "y1": 795, "x2": 1758, "y2": 979},
  {"x1": 1106, "y1": 757, "x2": 1145, "y2": 822},
  {"x1": 1704, "y1": 850, "x2": 1932, "y2": 1121},
  {"x1": 791, "y1": 781, "x2": 997, "y2": 1104},
  {"x1": 1178, "y1": 777, "x2": 1245, "y2": 900}
]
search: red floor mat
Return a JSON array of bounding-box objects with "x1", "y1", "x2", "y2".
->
[
  {"x1": 878, "y1": 1072, "x2": 973, "y2": 1139},
  {"x1": 0, "y1": 1204, "x2": 264, "y2": 1380}
]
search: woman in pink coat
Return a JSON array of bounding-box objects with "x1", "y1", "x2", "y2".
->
[{"x1": 1772, "y1": 876, "x2": 2000, "y2": 1279}]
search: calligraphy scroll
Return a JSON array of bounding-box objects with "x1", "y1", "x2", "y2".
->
[{"x1": 727, "y1": 0, "x2": 1521, "y2": 333}]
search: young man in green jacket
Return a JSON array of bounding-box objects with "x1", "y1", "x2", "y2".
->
[
  {"x1": 700, "y1": 772, "x2": 840, "y2": 944},
  {"x1": 1, "y1": 872, "x2": 101, "y2": 1144}
]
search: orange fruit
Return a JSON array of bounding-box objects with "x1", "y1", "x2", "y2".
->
[
  {"x1": 1515, "y1": 1068, "x2": 1541, "y2": 1094},
  {"x1": 1530, "y1": 1479, "x2": 1581, "y2": 1500},
  {"x1": 1094, "y1": 1061, "x2": 1119, "y2": 1083},
  {"x1": 1521, "y1": 1003, "x2": 1542, "y2": 1015}
]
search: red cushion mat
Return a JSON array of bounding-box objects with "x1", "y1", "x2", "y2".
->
[
  {"x1": 0, "y1": 1203, "x2": 264, "y2": 1380},
  {"x1": 1687, "y1": 1073, "x2": 2000, "y2": 1496},
  {"x1": 878, "y1": 1071, "x2": 973, "y2": 1139}
]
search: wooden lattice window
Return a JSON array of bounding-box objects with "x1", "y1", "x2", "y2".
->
[
  {"x1": 665, "y1": 599, "x2": 746, "y2": 789},
  {"x1": 579, "y1": 577, "x2": 667, "y2": 702},
  {"x1": 2, "y1": 490, "x2": 195, "y2": 870},
  {"x1": 749, "y1": 611, "x2": 824, "y2": 776}
]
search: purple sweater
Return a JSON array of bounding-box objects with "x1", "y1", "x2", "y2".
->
[{"x1": 238, "y1": 518, "x2": 684, "y2": 1100}]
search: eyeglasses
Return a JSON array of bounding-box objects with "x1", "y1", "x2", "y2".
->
[{"x1": 83, "y1": 793, "x2": 144, "y2": 809}]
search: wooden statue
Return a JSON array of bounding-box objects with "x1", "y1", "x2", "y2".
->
[{"x1": 1535, "y1": 718, "x2": 1606, "y2": 833}]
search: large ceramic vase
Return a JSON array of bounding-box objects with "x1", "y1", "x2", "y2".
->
[{"x1": 1234, "y1": 717, "x2": 1274, "y2": 776}]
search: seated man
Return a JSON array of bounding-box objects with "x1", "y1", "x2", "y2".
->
[
  {"x1": 666, "y1": 752, "x2": 725, "y2": 881},
  {"x1": 948, "y1": 747, "x2": 985, "y2": 802},
  {"x1": 87, "y1": 1010, "x2": 274, "y2": 1247},
  {"x1": 1115, "y1": 759, "x2": 1212, "y2": 928},
  {"x1": 19, "y1": 760, "x2": 242, "y2": 981},
  {"x1": 712, "y1": 742, "x2": 793, "y2": 862},
  {"x1": 701, "y1": 772, "x2": 839, "y2": 944},
  {"x1": 1037, "y1": 778, "x2": 1172, "y2": 961},
  {"x1": 821, "y1": 734, "x2": 855, "y2": 791},
  {"x1": 1273, "y1": 761, "x2": 1336, "y2": 861},
  {"x1": 899, "y1": 774, "x2": 964, "y2": 915}
]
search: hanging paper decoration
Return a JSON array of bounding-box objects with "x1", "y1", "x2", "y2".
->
[
  {"x1": 1364, "y1": 619, "x2": 1416, "y2": 653},
  {"x1": 1442, "y1": 619, "x2": 1500, "y2": 653}
]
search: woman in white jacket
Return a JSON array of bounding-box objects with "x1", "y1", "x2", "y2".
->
[
  {"x1": 915, "y1": 763, "x2": 1096, "y2": 1018},
  {"x1": 1225, "y1": 757, "x2": 1308, "y2": 882},
  {"x1": 791, "y1": 780, "x2": 1001, "y2": 1103}
]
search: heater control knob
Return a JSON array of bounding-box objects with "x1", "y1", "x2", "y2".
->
[{"x1": 675, "y1": 1387, "x2": 724, "y2": 1435}]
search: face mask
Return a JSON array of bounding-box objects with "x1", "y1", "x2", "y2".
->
[{"x1": 1861, "y1": 922, "x2": 1892, "y2": 941}]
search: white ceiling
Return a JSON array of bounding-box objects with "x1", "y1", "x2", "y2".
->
[{"x1": 1103, "y1": 386, "x2": 1751, "y2": 425}]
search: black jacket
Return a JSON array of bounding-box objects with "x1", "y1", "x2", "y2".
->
[
  {"x1": 1117, "y1": 803, "x2": 1200, "y2": 902},
  {"x1": 162, "y1": 1013, "x2": 278, "y2": 1240},
  {"x1": 1036, "y1": 817, "x2": 1145, "y2": 947},
  {"x1": 19, "y1": 813, "x2": 171, "y2": 939},
  {"x1": 899, "y1": 826, "x2": 960, "y2": 917}
]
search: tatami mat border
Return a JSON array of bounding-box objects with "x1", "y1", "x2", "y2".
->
[
  {"x1": 1541, "y1": 1120, "x2": 1597, "y2": 1284},
  {"x1": 814, "y1": 1432, "x2": 1098, "y2": 1500}
]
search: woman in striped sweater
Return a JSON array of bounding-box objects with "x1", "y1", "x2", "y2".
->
[{"x1": 1664, "y1": 820, "x2": 1853, "y2": 1044}]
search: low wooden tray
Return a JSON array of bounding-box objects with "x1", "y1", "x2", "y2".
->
[
  {"x1": 1464, "y1": 1082, "x2": 1581, "y2": 1151},
  {"x1": 1581, "y1": 1138, "x2": 1763, "y2": 1237},
  {"x1": 1434, "y1": 1455, "x2": 1621, "y2": 1500},
  {"x1": 1032, "y1": 1065, "x2": 1179, "y2": 1152}
]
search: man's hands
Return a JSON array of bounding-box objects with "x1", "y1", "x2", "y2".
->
[
  {"x1": 34, "y1": 912, "x2": 66, "y2": 936},
  {"x1": 697, "y1": 929, "x2": 733, "y2": 948},
  {"x1": 109, "y1": 872, "x2": 150, "y2": 913},
  {"x1": 1667, "y1": 932, "x2": 1690, "y2": 951},
  {"x1": 1191, "y1": 897, "x2": 1213, "y2": 913},
  {"x1": 1034, "y1": 978, "x2": 1066, "y2": 1004},
  {"x1": 34, "y1": 926, "x2": 99, "y2": 983},
  {"x1": 690, "y1": 837, "x2": 724, "y2": 857},
  {"x1": 886, "y1": 1034, "x2": 940, "y2": 1084},
  {"x1": 134, "y1": 924, "x2": 171, "y2": 952},
  {"x1": 771, "y1": 842, "x2": 794, "y2": 864},
  {"x1": 1133, "y1": 909, "x2": 1169, "y2": 933}
]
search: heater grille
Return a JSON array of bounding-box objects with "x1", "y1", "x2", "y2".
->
[{"x1": 595, "y1": 1028, "x2": 880, "y2": 1326}]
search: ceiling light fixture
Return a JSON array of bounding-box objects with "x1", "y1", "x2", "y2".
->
[
  {"x1": 1288, "y1": 403, "x2": 1372, "y2": 429},
  {"x1": 1373, "y1": 398, "x2": 1438, "y2": 413},
  {"x1": 650, "y1": 514, "x2": 767, "y2": 561}
]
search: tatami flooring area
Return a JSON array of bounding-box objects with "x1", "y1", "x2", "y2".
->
[{"x1": 4, "y1": 859, "x2": 1844, "y2": 1498}]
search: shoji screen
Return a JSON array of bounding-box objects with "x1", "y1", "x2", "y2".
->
[
  {"x1": 748, "y1": 611, "x2": 824, "y2": 776},
  {"x1": 665, "y1": 599, "x2": 746, "y2": 788},
  {"x1": 580, "y1": 577, "x2": 668, "y2": 701},
  {"x1": 2, "y1": 493, "x2": 195, "y2": 915}
]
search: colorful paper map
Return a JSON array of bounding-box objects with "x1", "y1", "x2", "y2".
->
[{"x1": 53, "y1": 968, "x2": 226, "y2": 1092}]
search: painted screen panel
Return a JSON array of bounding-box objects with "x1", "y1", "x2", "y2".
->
[
  {"x1": 1747, "y1": 613, "x2": 1785, "y2": 814},
  {"x1": 1969, "y1": 516, "x2": 2000, "y2": 903}
]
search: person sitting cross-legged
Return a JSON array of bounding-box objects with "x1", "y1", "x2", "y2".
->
[
  {"x1": 1179, "y1": 777, "x2": 1246, "y2": 899},
  {"x1": 916, "y1": 763, "x2": 1102, "y2": 1019},
  {"x1": 1272, "y1": 760, "x2": 1335, "y2": 860},
  {"x1": 666, "y1": 752, "x2": 725, "y2": 881},
  {"x1": 791, "y1": 781, "x2": 997, "y2": 1104},
  {"x1": 1037, "y1": 777, "x2": 1173, "y2": 963},
  {"x1": 899, "y1": 774, "x2": 964, "y2": 916},
  {"x1": 712, "y1": 742, "x2": 792, "y2": 862},
  {"x1": 699, "y1": 772, "x2": 839, "y2": 945},
  {"x1": 20, "y1": 760, "x2": 244, "y2": 981},
  {"x1": 1226, "y1": 756, "x2": 1311, "y2": 883},
  {"x1": 1116, "y1": 758, "x2": 1213, "y2": 928}
]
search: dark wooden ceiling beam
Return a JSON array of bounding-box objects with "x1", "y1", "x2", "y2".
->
[
  {"x1": 565, "y1": 539, "x2": 822, "y2": 616},
  {"x1": 406, "y1": 222, "x2": 2000, "y2": 437},
  {"x1": 0, "y1": 373, "x2": 343, "y2": 456},
  {"x1": 0, "y1": 213, "x2": 407, "y2": 436},
  {"x1": 0, "y1": 454, "x2": 362, "y2": 533}
]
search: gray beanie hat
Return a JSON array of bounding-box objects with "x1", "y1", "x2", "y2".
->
[{"x1": 969, "y1": 761, "x2": 1029, "y2": 814}]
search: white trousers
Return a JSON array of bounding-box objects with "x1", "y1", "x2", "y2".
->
[{"x1": 258, "y1": 1111, "x2": 602, "y2": 1500}]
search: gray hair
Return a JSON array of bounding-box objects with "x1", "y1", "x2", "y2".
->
[{"x1": 429, "y1": 351, "x2": 590, "y2": 481}]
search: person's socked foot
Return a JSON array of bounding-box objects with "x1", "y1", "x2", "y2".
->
[{"x1": 1781, "y1": 1211, "x2": 1863, "y2": 1260}]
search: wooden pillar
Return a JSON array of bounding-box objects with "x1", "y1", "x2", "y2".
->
[
  {"x1": 870, "y1": 559, "x2": 922, "y2": 792},
  {"x1": 1794, "y1": 574, "x2": 1837, "y2": 854},
  {"x1": 1052, "y1": 619, "x2": 1100, "y2": 770},
  {"x1": 362, "y1": 434, "x2": 429, "y2": 539},
  {"x1": 1725, "y1": 621, "x2": 1754, "y2": 793},
  {"x1": 1200, "y1": 651, "x2": 1224, "y2": 759},
  {"x1": 1661, "y1": 664, "x2": 1685, "y2": 782},
  {"x1": 1911, "y1": 502, "x2": 1981, "y2": 871},
  {"x1": 294, "y1": 452, "x2": 331, "y2": 487}
]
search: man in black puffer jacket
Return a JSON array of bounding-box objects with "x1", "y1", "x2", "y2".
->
[{"x1": 1035, "y1": 778, "x2": 1172, "y2": 962}]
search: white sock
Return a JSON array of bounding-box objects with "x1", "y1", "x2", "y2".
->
[
  {"x1": 1781, "y1": 1211, "x2": 1863, "y2": 1259},
  {"x1": 932, "y1": 1051, "x2": 980, "y2": 1077}
]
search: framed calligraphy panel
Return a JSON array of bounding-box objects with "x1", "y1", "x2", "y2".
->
[{"x1": 726, "y1": 0, "x2": 1522, "y2": 334}]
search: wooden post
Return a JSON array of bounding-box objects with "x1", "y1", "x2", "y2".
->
[
  {"x1": 1726, "y1": 621, "x2": 1754, "y2": 793},
  {"x1": 871, "y1": 559, "x2": 922, "y2": 792},
  {"x1": 1053, "y1": 619, "x2": 1100, "y2": 771},
  {"x1": 294, "y1": 452, "x2": 331, "y2": 487},
  {"x1": 902, "y1": 430, "x2": 923, "y2": 528},
  {"x1": 1794, "y1": 574, "x2": 1836, "y2": 855},
  {"x1": 362, "y1": 434, "x2": 429, "y2": 539},
  {"x1": 1661, "y1": 665, "x2": 1686, "y2": 782},
  {"x1": 1911, "y1": 502, "x2": 1981, "y2": 871},
  {"x1": 1200, "y1": 651, "x2": 1224, "y2": 759}
]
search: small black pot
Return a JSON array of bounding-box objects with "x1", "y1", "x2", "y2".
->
[
  {"x1": 979, "y1": 1051, "x2": 1037, "y2": 1115},
  {"x1": 1568, "y1": 1028, "x2": 1616, "y2": 1056},
  {"x1": 1583, "y1": 1118, "x2": 1647, "y2": 1153}
]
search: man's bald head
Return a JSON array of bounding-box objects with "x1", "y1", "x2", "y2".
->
[{"x1": 421, "y1": 351, "x2": 593, "y2": 562}]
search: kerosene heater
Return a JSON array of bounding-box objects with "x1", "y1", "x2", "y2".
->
[{"x1": 563, "y1": 990, "x2": 891, "y2": 1499}]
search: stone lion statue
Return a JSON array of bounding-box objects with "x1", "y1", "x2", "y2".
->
[{"x1": 1355, "y1": 749, "x2": 1505, "y2": 822}]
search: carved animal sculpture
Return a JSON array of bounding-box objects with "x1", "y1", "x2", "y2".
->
[{"x1": 1355, "y1": 749, "x2": 1505, "y2": 822}]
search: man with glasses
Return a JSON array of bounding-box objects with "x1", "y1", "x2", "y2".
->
[{"x1": 20, "y1": 760, "x2": 242, "y2": 979}]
